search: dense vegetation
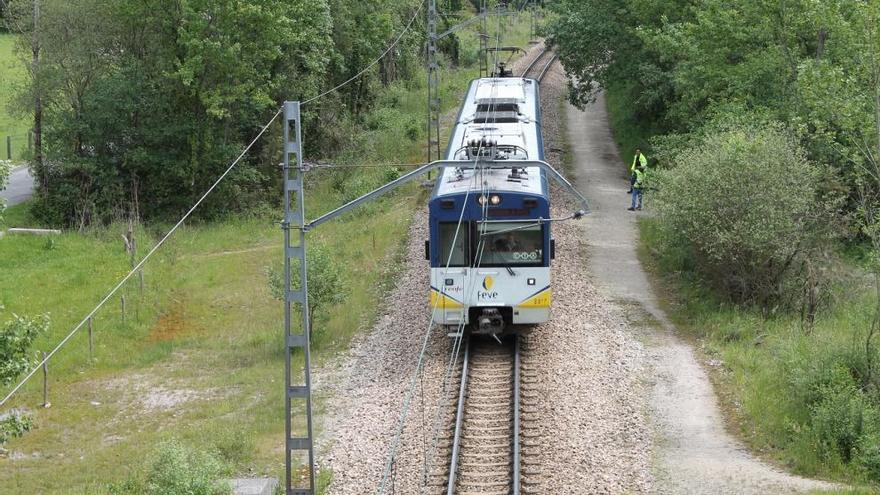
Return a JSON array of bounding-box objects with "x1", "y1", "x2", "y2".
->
[
  {"x1": 2, "y1": 0, "x2": 440, "y2": 226},
  {"x1": 0, "y1": 3, "x2": 536, "y2": 492},
  {"x1": 551, "y1": 0, "x2": 880, "y2": 486}
]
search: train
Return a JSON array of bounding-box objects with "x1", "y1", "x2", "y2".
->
[{"x1": 426, "y1": 75, "x2": 553, "y2": 335}]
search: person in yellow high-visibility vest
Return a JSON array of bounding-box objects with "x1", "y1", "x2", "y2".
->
[
  {"x1": 628, "y1": 163, "x2": 646, "y2": 211},
  {"x1": 627, "y1": 149, "x2": 648, "y2": 193}
]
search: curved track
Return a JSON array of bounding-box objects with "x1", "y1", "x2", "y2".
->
[{"x1": 522, "y1": 48, "x2": 557, "y2": 82}]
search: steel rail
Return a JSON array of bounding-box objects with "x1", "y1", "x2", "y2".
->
[
  {"x1": 446, "y1": 337, "x2": 471, "y2": 495},
  {"x1": 513, "y1": 334, "x2": 521, "y2": 494},
  {"x1": 537, "y1": 53, "x2": 559, "y2": 82},
  {"x1": 522, "y1": 47, "x2": 549, "y2": 78},
  {"x1": 445, "y1": 336, "x2": 520, "y2": 495}
]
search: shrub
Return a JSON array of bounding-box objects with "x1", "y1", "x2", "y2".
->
[
  {"x1": 267, "y1": 243, "x2": 349, "y2": 331},
  {"x1": 0, "y1": 410, "x2": 34, "y2": 444},
  {"x1": 109, "y1": 441, "x2": 231, "y2": 495},
  {"x1": 802, "y1": 366, "x2": 880, "y2": 475},
  {"x1": 653, "y1": 123, "x2": 834, "y2": 307},
  {"x1": 0, "y1": 313, "x2": 50, "y2": 386}
]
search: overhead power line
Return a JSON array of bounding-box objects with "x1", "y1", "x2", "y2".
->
[
  {"x1": 1, "y1": 0, "x2": 444, "y2": 409},
  {"x1": 0, "y1": 108, "x2": 283, "y2": 408}
]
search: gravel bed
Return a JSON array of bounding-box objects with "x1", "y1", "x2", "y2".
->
[{"x1": 316, "y1": 44, "x2": 654, "y2": 494}]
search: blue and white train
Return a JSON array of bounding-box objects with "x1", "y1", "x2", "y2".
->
[{"x1": 427, "y1": 76, "x2": 553, "y2": 335}]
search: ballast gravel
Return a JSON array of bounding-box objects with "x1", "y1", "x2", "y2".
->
[{"x1": 316, "y1": 45, "x2": 654, "y2": 494}]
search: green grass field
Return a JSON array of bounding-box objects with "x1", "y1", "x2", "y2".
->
[
  {"x1": 0, "y1": 33, "x2": 30, "y2": 161},
  {"x1": 0, "y1": 12, "x2": 536, "y2": 494}
]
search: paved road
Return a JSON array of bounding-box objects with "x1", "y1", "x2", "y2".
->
[
  {"x1": 1, "y1": 165, "x2": 34, "y2": 207},
  {"x1": 567, "y1": 94, "x2": 834, "y2": 494}
]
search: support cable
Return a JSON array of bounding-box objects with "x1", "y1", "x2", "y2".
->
[
  {"x1": 379, "y1": 80, "x2": 502, "y2": 489},
  {"x1": 376, "y1": 158, "x2": 476, "y2": 494},
  {"x1": 0, "y1": 108, "x2": 283, "y2": 408},
  {"x1": 0, "y1": 0, "x2": 434, "y2": 409},
  {"x1": 419, "y1": 78, "x2": 503, "y2": 492}
]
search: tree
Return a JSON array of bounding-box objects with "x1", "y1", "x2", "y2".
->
[
  {"x1": 8, "y1": 0, "x2": 337, "y2": 225},
  {"x1": 0, "y1": 313, "x2": 49, "y2": 386},
  {"x1": 267, "y1": 244, "x2": 348, "y2": 333},
  {"x1": 653, "y1": 123, "x2": 834, "y2": 308}
]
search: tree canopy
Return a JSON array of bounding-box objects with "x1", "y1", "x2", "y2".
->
[{"x1": 5, "y1": 0, "x2": 428, "y2": 226}]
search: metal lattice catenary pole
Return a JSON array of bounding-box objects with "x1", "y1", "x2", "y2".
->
[
  {"x1": 479, "y1": 0, "x2": 489, "y2": 78},
  {"x1": 282, "y1": 101, "x2": 316, "y2": 495},
  {"x1": 427, "y1": 0, "x2": 442, "y2": 164}
]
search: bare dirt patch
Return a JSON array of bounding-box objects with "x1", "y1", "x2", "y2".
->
[{"x1": 147, "y1": 303, "x2": 191, "y2": 343}]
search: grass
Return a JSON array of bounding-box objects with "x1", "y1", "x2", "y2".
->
[
  {"x1": 0, "y1": 11, "x2": 536, "y2": 495},
  {"x1": 0, "y1": 200, "x2": 32, "y2": 229},
  {"x1": 637, "y1": 216, "x2": 880, "y2": 491},
  {"x1": 605, "y1": 81, "x2": 880, "y2": 490},
  {"x1": 0, "y1": 33, "x2": 30, "y2": 161}
]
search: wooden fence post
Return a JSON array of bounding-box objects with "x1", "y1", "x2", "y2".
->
[
  {"x1": 5, "y1": 136, "x2": 10, "y2": 160},
  {"x1": 42, "y1": 352, "x2": 50, "y2": 408},
  {"x1": 88, "y1": 317, "x2": 94, "y2": 360},
  {"x1": 121, "y1": 295, "x2": 126, "y2": 325}
]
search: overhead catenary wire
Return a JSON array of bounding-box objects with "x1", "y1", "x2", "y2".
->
[
  {"x1": 380, "y1": 68, "x2": 506, "y2": 490},
  {"x1": 0, "y1": 0, "x2": 445, "y2": 409},
  {"x1": 0, "y1": 107, "x2": 283, "y2": 408}
]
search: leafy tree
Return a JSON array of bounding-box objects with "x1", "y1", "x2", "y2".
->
[
  {"x1": 267, "y1": 244, "x2": 348, "y2": 332},
  {"x1": 0, "y1": 313, "x2": 49, "y2": 386},
  {"x1": 8, "y1": 0, "x2": 336, "y2": 225},
  {"x1": 653, "y1": 123, "x2": 834, "y2": 308}
]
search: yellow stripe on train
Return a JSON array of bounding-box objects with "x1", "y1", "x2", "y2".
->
[
  {"x1": 517, "y1": 289, "x2": 552, "y2": 309},
  {"x1": 430, "y1": 289, "x2": 464, "y2": 309}
]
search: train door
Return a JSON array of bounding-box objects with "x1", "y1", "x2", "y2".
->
[{"x1": 434, "y1": 222, "x2": 470, "y2": 329}]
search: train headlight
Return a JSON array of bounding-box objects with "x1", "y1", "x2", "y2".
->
[{"x1": 478, "y1": 194, "x2": 502, "y2": 206}]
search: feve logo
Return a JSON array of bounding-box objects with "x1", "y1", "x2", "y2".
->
[{"x1": 482, "y1": 275, "x2": 494, "y2": 291}]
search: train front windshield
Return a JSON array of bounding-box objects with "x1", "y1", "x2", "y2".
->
[
  {"x1": 477, "y1": 222, "x2": 543, "y2": 266},
  {"x1": 437, "y1": 221, "x2": 545, "y2": 267}
]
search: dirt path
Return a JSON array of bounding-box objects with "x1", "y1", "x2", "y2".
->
[{"x1": 566, "y1": 94, "x2": 834, "y2": 494}]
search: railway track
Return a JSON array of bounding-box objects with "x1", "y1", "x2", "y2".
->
[
  {"x1": 522, "y1": 48, "x2": 558, "y2": 81},
  {"x1": 425, "y1": 335, "x2": 540, "y2": 495}
]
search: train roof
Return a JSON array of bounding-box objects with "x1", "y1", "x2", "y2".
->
[{"x1": 434, "y1": 77, "x2": 546, "y2": 199}]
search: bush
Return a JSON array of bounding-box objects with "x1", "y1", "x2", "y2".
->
[
  {"x1": 266, "y1": 243, "x2": 349, "y2": 331},
  {"x1": 806, "y1": 367, "x2": 878, "y2": 466},
  {"x1": 109, "y1": 441, "x2": 231, "y2": 495},
  {"x1": 0, "y1": 410, "x2": 34, "y2": 444},
  {"x1": 653, "y1": 123, "x2": 834, "y2": 307},
  {"x1": 0, "y1": 313, "x2": 50, "y2": 386}
]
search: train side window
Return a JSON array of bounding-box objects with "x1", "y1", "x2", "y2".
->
[{"x1": 438, "y1": 222, "x2": 469, "y2": 267}]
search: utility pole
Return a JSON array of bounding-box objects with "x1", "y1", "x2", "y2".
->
[
  {"x1": 282, "y1": 102, "x2": 316, "y2": 495},
  {"x1": 479, "y1": 0, "x2": 489, "y2": 78},
  {"x1": 427, "y1": 0, "x2": 442, "y2": 164}
]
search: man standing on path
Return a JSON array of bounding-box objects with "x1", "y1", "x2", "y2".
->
[
  {"x1": 628, "y1": 163, "x2": 646, "y2": 211},
  {"x1": 628, "y1": 148, "x2": 648, "y2": 193}
]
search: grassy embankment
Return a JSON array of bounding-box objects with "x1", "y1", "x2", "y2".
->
[
  {"x1": 0, "y1": 13, "x2": 534, "y2": 494},
  {"x1": 0, "y1": 33, "x2": 30, "y2": 161},
  {"x1": 604, "y1": 82, "x2": 880, "y2": 493}
]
